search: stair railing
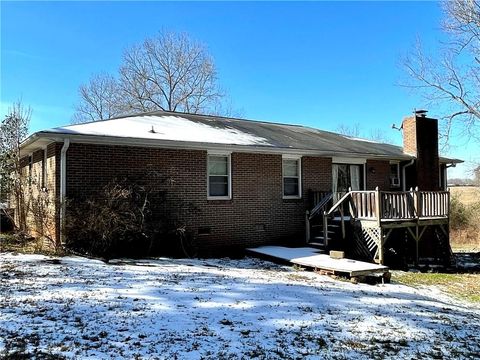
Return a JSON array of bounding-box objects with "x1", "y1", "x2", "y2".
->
[
  {"x1": 308, "y1": 192, "x2": 333, "y2": 220},
  {"x1": 305, "y1": 192, "x2": 333, "y2": 243},
  {"x1": 322, "y1": 190, "x2": 353, "y2": 244}
]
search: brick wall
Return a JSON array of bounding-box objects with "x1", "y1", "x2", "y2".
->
[
  {"x1": 402, "y1": 116, "x2": 417, "y2": 156},
  {"x1": 65, "y1": 143, "x2": 334, "y2": 250},
  {"x1": 19, "y1": 141, "x2": 407, "y2": 250},
  {"x1": 402, "y1": 115, "x2": 440, "y2": 191},
  {"x1": 17, "y1": 143, "x2": 60, "y2": 247},
  {"x1": 366, "y1": 160, "x2": 390, "y2": 190},
  {"x1": 303, "y1": 156, "x2": 332, "y2": 192}
]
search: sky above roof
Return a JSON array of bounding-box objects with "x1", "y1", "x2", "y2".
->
[{"x1": 1, "y1": 1, "x2": 476, "y2": 177}]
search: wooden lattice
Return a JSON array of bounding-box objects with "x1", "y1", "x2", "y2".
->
[
  {"x1": 362, "y1": 227, "x2": 381, "y2": 247},
  {"x1": 352, "y1": 225, "x2": 381, "y2": 261}
]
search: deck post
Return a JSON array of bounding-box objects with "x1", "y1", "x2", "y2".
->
[
  {"x1": 409, "y1": 187, "x2": 414, "y2": 217},
  {"x1": 340, "y1": 206, "x2": 346, "y2": 239},
  {"x1": 323, "y1": 211, "x2": 329, "y2": 247},
  {"x1": 414, "y1": 186, "x2": 420, "y2": 218},
  {"x1": 305, "y1": 211, "x2": 310, "y2": 243},
  {"x1": 415, "y1": 224, "x2": 419, "y2": 266},
  {"x1": 378, "y1": 227, "x2": 384, "y2": 265},
  {"x1": 447, "y1": 188, "x2": 451, "y2": 217},
  {"x1": 375, "y1": 187, "x2": 381, "y2": 226}
]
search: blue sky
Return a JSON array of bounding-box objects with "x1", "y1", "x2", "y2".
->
[{"x1": 1, "y1": 1, "x2": 477, "y2": 178}]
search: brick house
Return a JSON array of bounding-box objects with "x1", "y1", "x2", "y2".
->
[{"x1": 17, "y1": 110, "x2": 461, "y2": 264}]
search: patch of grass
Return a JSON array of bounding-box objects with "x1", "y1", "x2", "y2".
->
[
  {"x1": 0, "y1": 232, "x2": 64, "y2": 256},
  {"x1": 392, "y1": 272, "x2": 480, "y2": 303}
]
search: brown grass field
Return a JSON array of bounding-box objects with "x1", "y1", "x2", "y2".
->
[
  {"x1": 449, "y1": 186, "x2": 480, "y2": 251},
  {"x1": 449, "y1": 186, "x2": 480, "y2": 205}
]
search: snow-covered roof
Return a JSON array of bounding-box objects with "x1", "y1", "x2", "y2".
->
[
  {"x1": 19, "y1": 110, "x2": 462, "y2": 163},
  {"x1": 47, "y1": 114, "x2": 271, "y2": 147},
  {"x1": 22, "y1": 110, "x2": 414, "y2": 159}
]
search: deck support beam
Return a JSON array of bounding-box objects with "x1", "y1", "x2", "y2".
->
[
  {"x1": 305, "y1": 210, "x2": 310, "y2": 243},
  {"x1": 378, "y1": 227, "x2": 384, "y2": 265}
]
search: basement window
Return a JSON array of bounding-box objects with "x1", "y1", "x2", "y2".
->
[
  {"x1": 283, "y1": 156, "x2": 302, "y2": 199},
  {"x1": 207, "y1": 153, "x2": 231, "y2": 199}
]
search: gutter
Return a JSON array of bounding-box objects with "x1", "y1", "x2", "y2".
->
[
  {"x1": 59, "y1": 139, "x2": 70, "y2": 245},
  {"x1": 402, "y1": 159, "x2": 415, "y2": 191}
]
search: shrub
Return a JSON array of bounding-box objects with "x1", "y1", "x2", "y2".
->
[
  {"x1": 65, "y1": 180, "x2": 146, "y2": 260},
  {"x1": 449, "y1": 192, "x2": 480, "y2": 250},
  {"x1": 64, "y1": 176, "x2": 198, "y2": 260},
  {"x1": 450, "y1": 195, "x2": 471, "y2": 230}
]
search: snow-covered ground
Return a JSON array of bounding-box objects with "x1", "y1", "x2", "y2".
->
[{"x1": 1, "y1": 253, "x2": 479, "y2": 359}]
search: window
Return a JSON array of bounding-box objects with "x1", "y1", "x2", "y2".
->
[
  {"x1": 332, "y1": 163, "x2": 364, "y2": 202},
  {"x1": 389, "y1": 162, "x2": 400, "y2": 187},
  {"x1": 283, "y1": 156, "x2": 301, "y2": 198},
  {"x1": 42, "y1": 149, "x2": 47, "y2": 189},
  {"x1": 207, "y1": 154, "x2": 231, "y2": 199},
  {"x1": 28, "y1": 155, "x2": 33, "y2": 176},
  {"x1": 28, "y1": 155, "x2": 33, "y2": 186}
]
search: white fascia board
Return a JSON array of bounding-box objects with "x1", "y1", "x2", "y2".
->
[
  {"x1": 332, "y1": 157, "x2": 367, "y2": 164},
  {"x1": 207, "y1": 149, "x2": 232, "y2": 155},
  {"x1": 282, "y1": 154, "x2": 302, "y2": 160}
]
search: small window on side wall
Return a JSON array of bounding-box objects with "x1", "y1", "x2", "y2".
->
[
  {"x1": 283, "y1": 156, "x2": 302, "y2": 198},
  {"x1": 207, "y1": 153, "x2": 231, "y2": 199},
  {"x1": 389, "y1": 162, "x2": 400, "y2": 188}
]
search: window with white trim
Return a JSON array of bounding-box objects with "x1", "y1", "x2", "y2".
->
[
  {"x1": 207, "y1": 154, "x2": 231, "y2": 199},
  {"x1": 389, "y1": 162, "x2": 400, "y2": 188},
  {"x1": 283, "y1": 156, "x2": 302, "y2": 198}
]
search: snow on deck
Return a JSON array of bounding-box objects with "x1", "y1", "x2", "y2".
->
[
  {"x1": 1, "y1": 253, "x2": 479, "y2": 359},
  {"x1": 247, "y1": 246, "x2": 389, "y2": 276}
]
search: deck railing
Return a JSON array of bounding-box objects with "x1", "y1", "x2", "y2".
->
[
  {"x1": 349, "y1": 188, "x2": 450, "y2": 221},
  {"x1": 418, "y1": 191, "x2": 450, "y2": 218},
  {"x1": 309, "y1": 188, "x2": 450, "y2": 222}
]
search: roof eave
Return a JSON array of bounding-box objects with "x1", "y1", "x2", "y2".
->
[
  {"x1": 20, "y1": 131, "x2": 415, "y2": 161},
  {"x1": 439, "y1": 156, "x2": 464, "y2": 165}
]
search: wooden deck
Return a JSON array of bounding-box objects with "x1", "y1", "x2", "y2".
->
[
  {"x1": 247, "y1": 246, "x2": 389, "y2": 278},
  {"x1": 306, "y1": 188, "x2": 452, "y2": 265}
]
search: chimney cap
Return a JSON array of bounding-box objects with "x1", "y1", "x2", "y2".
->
[{"x1": 414, "y1": 109, "x2": 428, "y2": 117}]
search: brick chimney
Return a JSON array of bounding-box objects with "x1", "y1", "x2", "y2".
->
[{"x1": 402, "y1": 112, "x2": 440, "y2": 191}]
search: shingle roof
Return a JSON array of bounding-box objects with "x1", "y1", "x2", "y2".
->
[
  {"x1": 33, "y1": 110, "x2": 411, "y2": 159},
  {"x1": 21, "y1": 110, "x2": 462, "y2": 163}
]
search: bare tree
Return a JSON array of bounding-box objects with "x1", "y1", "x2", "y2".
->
[
  {"x1": 474, "y1": 165, "x2": 480, "y2": 185},
  {"x1": 336, "y1": 123, "x2": 361, "y2": 138},
  {"x1": 72, "y1": 73, "x2": 125, "y2": 123},
  {"x1": 73, "y1": 31, "x2": 225, "y2": 123},
  {"x1": 0, "y1": 101, "x2": 31, "y2": 232},
  {"x1": 336, "y1": 123, "x2": 392, "y2": 143},
  {"x1": 402, "y1": 0, "x2": 480, "y2": 145}
]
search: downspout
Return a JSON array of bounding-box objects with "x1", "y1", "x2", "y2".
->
[
  {"x1": 445, "y1": 163, "x2": 456, "y2": 190},
  {"x1": 402, "y1": 159, "x2": 415, "y2": 191},
  {"x1": 59, "y1": 138, "x2": 70, "y2": 245}
]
